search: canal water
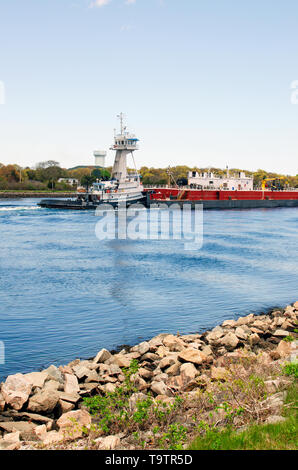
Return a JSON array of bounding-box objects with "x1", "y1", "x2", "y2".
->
[{"x1": 0, "y1": 198, "x2": 297, "y2": 379}]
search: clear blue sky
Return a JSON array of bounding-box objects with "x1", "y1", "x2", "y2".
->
[{"x1": 0, "y1": 0, "x2": 298, "y2": 174}]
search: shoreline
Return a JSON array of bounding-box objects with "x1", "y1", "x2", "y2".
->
[
  {"x1": 0, "y1": 301, "x2": 297, "y2": 449},
  {"x1": 0, "y1": 192, "x2": 76, "y2": 199}
]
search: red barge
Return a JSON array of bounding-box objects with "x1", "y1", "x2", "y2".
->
[{"x1": 145, "y1": 188, "x2": 298, "y2": 210}]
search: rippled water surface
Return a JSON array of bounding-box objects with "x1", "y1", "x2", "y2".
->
[{"x1": 0, "y1": 198, "x2": 297, "y2": 379}]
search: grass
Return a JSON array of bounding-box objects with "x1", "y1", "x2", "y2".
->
[{"x1": 189, "y1": 380, "x2": 298, "y2": 450}]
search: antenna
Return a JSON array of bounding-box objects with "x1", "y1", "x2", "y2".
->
[{"x1": 117, "y1": 112, "x2": 125, "y2": 134}]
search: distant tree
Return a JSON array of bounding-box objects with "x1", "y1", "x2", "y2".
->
[{"x1": 81, "y1": 174, "x2": 96, "y2": 192}]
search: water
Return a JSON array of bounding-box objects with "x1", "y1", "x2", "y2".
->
[{"x1": 0, "y1": 198, "x2": 297, "y2": 380}]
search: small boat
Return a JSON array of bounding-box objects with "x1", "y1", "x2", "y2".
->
[{"x1": 39, "y1": 114, "x2": 146, "y2": 210}]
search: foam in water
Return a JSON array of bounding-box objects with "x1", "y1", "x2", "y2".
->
[{"x1": 0, "y1": 206, "x2": 40, "y2": 212}]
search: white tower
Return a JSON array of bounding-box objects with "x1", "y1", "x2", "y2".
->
[
  {"x1": 110, "y1": 113, "x2": 139, "y2": 182},
  {"x1": 93, "y1": 150, "x2": 106, "y2": 168}
]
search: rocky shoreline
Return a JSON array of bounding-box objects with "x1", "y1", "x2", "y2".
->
[{"x1": 0, "y1": 302, "x2": 297, "y2": 450}]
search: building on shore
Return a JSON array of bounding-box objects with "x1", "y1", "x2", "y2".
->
[{"x1": 187, "y1": 169, "x2": 254, "y2": 191}]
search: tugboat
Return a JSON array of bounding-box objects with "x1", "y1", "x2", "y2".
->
[{"x1": 39, "y1": 113, "x2": 146, "y2": 210}]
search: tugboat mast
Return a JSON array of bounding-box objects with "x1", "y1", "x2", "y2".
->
[{"x1": 110, "y1": 113, "x2": 139, "y2": 183}]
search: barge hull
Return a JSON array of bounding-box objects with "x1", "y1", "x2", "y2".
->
[{"x1": 148, "y1": 199, "x2": 298, "y2": 210}]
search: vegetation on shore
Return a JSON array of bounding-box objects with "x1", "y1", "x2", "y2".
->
[{"x1": 1, "y1": 161, "x2": 298, "y2": 191}]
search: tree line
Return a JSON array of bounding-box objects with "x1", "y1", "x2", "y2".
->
[{"x1": 0, "y1": 161, "x2": 297, "y2": 191}]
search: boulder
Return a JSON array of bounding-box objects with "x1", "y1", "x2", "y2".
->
[
  {"x1": 0, "y1": 421, "x2": 36, "y2": 440},
  {"x1": 162, "y1": 335, "x2": 185, "y2": 352},
  {"x1": 235, "y1": 314, "x2": 254, "y2": 326},
  {"x1": 42, "y1": 430, "x2": 64, "y2": 445},
  {"x1": 44, "y1": 365, "x2": 64, "y2": 384},
  {"x1": 206, "y1": 327, "x2": 225, "y2": 343},
  {"x1": 275, "y1": 340, "x2": 292, "y2": 358},
  {"x1": 178, "y1": 349, "x2": 207, "y2": 365},
  {"x1": 25, "y1": 371, "x2": 48, "y2": 389},
  {"x1": 138, "y1": 367, "x2": 153, "y2": 380},
  {"x1": 0, "y1": 431, "x2": 20, "y2": 451},
  {"x1": 64, "y1": 373, "x2": 80, "y2": 395},
  {"x1": 151, "y1": 381, "x2": 173, "y2": 397},
  {"x1": 112, "y1": 354, "x2": 131, "y2": 368},
  {"x1": 34, "y1": 424, "x2": 48, "y2": 441},
  {"x1": 218, "y1": 332, "x2": 239, "y2": 350},
  {"x1": 273, "y1": 329, "x2": 289, "y2": 337},
  {"x1": 44, "y1": 380, "x2": 60, "y2": 392},
  {"x1": 0, "y1": 392, "x2": 5, "y2": 411},
  {"x1": 235, "y1": 326, "x2": 249, "y2": 340},
  {"x1": 222, "y1": 319, "x2": 237, "y2": 328},
  {"x1": 165, "y1": 361, "x2": 181, "y2": 376},
  {"x1": 73, "y1": 365, "x2": 91, "y2": 380},
  {"x1": 180, "y1": 363, "x2": 198, "y2": 382},
  {"x1": 93, "y1": 348, "x2": 112, "y2": 364},
  {"x1": 1, "y1": 373, "x2": 32, "y2": 411},
  {"x1": 57, "y1": 409, "x2": 91, "y2": 439},
  {"x1": 131, "y1": 341, "x2": 150, "y2": 355},
  {"x1": 59, "y1": 400, "x2": 75, "y2": 413},
  {"x1": 27, "y1": 390, "x2": 59, "y2": 414},
  {"x1": 249, "y1": 333, "x2": 261, "y2": 346},
  {"x1": 159, "y1": 354, "x2": 179, "y2": 370},
  {"x1": 95, "y1": 435, "x2": 121, "y2": 450}
]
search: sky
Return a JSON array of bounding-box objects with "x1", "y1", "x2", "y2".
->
[{"x1": 0, "y1": 0, "x2": 298, "y2": 174}]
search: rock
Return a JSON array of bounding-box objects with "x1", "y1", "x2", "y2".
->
[
  {"x1": 34, "y1": 424, "x2": 48, "y2": 441},
  {"x1": 159, "y1": 354, "x2": 179, "y2": 369},
  {"x1": 73, "y1": 365, "x2": 91, "y2": 380},
  {"x1": 57, "y1": 409, "x2": 91, "y2": 440},
  {"x1": 156, "y1": 345, "x2": 170, "y2": 358},
  {"x1": 42, "y1": 430, "x2": 64, "y2": 445},
  {"x1": 27, "y1": 390, "x2": 59, "y2": 414},
  {"x1": 131, "y1": 341, "x2": 150, "y2": 355},
  {"x1": 235, "y1": 326, "x2": 249, "y2": 340},
  {"x1": 249, "y1": 333, "x2": 261, "y2": 346},
  {"x1": 93, "y1": 348, "x2": 112, "y2": 364},
  {"x1": 25, "y1": 371, "x2": 48, "y2": 389},
  {"x1": 201, "y1": 345, "x2": 213, "y2": 357},
  {"x1": 0, "y1": 421, "x2": 36, "y2": 440},
  {"x1": 151, "y1": 381, "x2": 173, "y2": 397},
  {"x1": 95, "y1": 435, "x2": 121, "y2": 450},
  {"x1": 85, "y1": 370, "x2": 99, "y2": 383},
  {"x1": 44, "y1": 380, "x2": 60, "y2": 392},
  {"x1": 218, "y1": 332, "x2": 239, "y2": 350},
  {"x1": 64, "y1": 373, "x2": 80, "y2": 395},
  {"x1": 57, "y1": 391, "x2": 80, "y2": 404},
  {"x1": 102, "y1": 383, "x2": 116, "y2": 394},
  {"x1": 138, "y1": 368, "x2": 153, "y2": 380},
  {"x1": 222, "y1": 319, "x2": 237, "y2": 328},
  {"x1": 165, "y1": 361, "x2": 181, "y2": 376},
  {"x1": 235, "y1": 314, "x2": 254, "y2": 326},
  {"x1": 211, "y1": 366, "x2": 230, "y2": 381},
  {"x1": 265, "y1": 415, "x2": 286, "y2": 424},
  {"x1": 141, "y1": 352, "x2": 160, "y2": 362},
  {"x1": 178, "y1": 349, "x2": 207, "y2": 365},
  {"x1": 153, "y1": 373, "x2": 169, "y2": 383},
  {"x1": 44, "y1": 365, "x2": 64, "y2": 384},
  {"x1": 293, "y1": 301, "x2": 298, "y2": 309},
  {"x1": 112, "y1": 354, "x2": 131, "y2": 368},
  {"x1": 5, "y1": 411, "x2": 54, "y2": 428},
  {"x1": 0, "y1": 392, "x2": 5, "y2": 411},
  {"x1": 59, "y1": 400, "x2": 75, "y2": 413},
  {"x1": 206, "y1": 327, "x2": 225, "y2": 343},
  {"x1": 273, "y1": 329, "x2": 290, "y2": 337},
  {"x1": 162, "y1": 335, "x2": 185, "y2": 352},
  {"x1": 129, "y1": 393, "x2": 148, "y2": 412},
  {"x1": 180, "y1": 363, "x2": 198, "y2": 382},
  {"x1": 1, "y1": 373, "x2": 32, "y2": 411},
  {"x1": 276, "y1": 340, "x2": 292, "y2": 358},
  {"x1": 0, "y1": 431, "x2": 20, "y2": 450}
]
